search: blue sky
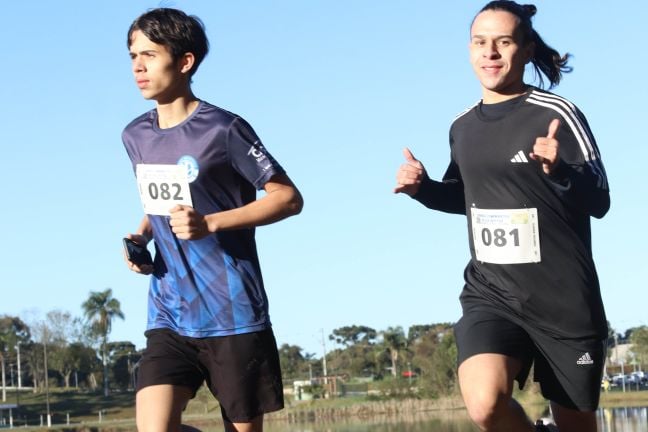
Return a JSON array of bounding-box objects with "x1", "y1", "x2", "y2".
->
[{"x1": 2, "y1": 1, "x2": 645, "y2": 357}]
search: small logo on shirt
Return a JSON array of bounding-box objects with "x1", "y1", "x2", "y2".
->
[
  {"x1": 510, "y1": 150, "x2": 529, "y2": 163},
  {"x1": 177, "y1": 155, "x2": 199, "y2": 183},
  {"x1": 248, "y1": 142, "x2": 268, "y2": 163},
  {"x1": 577, "y1": 352, "x2": 594, "y2": 365}
]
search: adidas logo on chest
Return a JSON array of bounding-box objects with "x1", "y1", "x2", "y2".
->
[{"x1": 510, "y1": 150, "x2": 528, "y2": 163}]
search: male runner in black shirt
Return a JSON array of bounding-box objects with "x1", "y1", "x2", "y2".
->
[{"x1": 395, "y1": 2, "x2": 609, "y2": 431}]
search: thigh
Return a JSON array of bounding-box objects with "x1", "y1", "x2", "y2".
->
[
  {"x1": 551, "y1": 402, "x2": 597, "y2": 432},
  {"x1": 533, "y1": 333, "x2": 606, "y2": 411},
  {"x1": 136, "y1": 329, "x2": 205, "y2": 395},
  {"x1": 136, "y1": 384, "x2": 193, "y2": 432},
  {"x1": 199, "y1": 328, "x2": 284, "y2": 423},
  {"x1": 458, "y1": 353, "x2": 522, "y2": 403},
  {"x1": 224, "y1": 415, "x2": 264, "y2": 432}
]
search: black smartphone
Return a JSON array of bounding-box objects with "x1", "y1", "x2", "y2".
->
[{"x1": 123, "y1": 238, "x2": 153, "y2": 266}]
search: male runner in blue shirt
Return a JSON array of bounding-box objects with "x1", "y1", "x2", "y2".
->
[{"x1": 122, "y1": 8, "x2": 303, "y2": 432}]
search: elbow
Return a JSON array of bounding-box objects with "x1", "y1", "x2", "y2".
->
[
  {"x1": 590, "y1": 193, "x2": 610, "y2": 219},
  {"x1": 267, "y1": 173, "x2": 303, "y2": 218},
  {"x1": 286, "y1": 188, "x2": 304, "y2": 217}
]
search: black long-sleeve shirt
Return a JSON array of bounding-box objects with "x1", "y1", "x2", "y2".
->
[{"x1": 414, "y1": 87, "x2": 610, "y2": 339}]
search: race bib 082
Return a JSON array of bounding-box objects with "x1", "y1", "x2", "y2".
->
[
  {"x1": 470, "y1": 207, "x2": 541, "y2": 264},
  {"x1": 136, "y1": 164, "x2": 193, "y2": 216}
]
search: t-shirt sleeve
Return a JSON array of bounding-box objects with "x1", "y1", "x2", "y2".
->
[
  {"x1": 121, "y1": 129, "x2": 141, "y2": 176},
  {"x1": 226, "y1": 117, "x2": 286, "y2": 190}
]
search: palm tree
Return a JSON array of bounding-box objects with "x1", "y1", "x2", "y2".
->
[
  {"x1": 82, "y1": 288, "x2": 124, "y2": 396},
  {"x1": 381, "y1": 326, "x2": 407, "y2": 377}
]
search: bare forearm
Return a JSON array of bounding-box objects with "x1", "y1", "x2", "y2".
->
[
  {"x1": 206, "y1": 177, "x2": 303, "y2": 232},
  {"x1": 135, "y1": 216, "x2": 153, "y2": 243}
]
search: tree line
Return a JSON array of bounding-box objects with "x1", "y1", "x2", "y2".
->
[
  {"x1": 281, "y1": 322, "x2": 648, "y2": 397},
  {"x1": 1, "y1": 290, "x2": 647, "y2": 399},
  {"x1": 0, "y1": 288, "x2": 130, "y2": 396}
]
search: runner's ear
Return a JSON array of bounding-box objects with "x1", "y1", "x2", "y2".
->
[{"x1": 179, "y1": 52, "x2": 195, "y2": 75}]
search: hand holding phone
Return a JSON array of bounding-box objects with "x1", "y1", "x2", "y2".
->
[{"x1": 123, "y1": 238, "x2": 153, "y2": 266}]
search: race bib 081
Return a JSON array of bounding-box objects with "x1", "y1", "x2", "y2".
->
[
  {"x1": 470, "y1": 207, "x2": 541, "y2": 264},
  {"x1": 136, "y1": 164, "x2": 193, "y2": 216}
]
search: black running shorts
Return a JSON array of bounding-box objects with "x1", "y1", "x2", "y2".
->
[
  {"x1": 454, "y1": 308, "x2": 606, "y2": 411},
  {"x1": 136, "y1": 327, "x2": 284, "y2": 422}
]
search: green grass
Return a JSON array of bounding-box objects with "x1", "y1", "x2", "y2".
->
[
  {"x1": 4, "y1": 387, "x2": 648, "y2": 431},
  {"x1": 3, "y1": 388, "x2": 136, "y2": 427}
]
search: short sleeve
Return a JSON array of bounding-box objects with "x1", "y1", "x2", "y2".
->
[{"x1": 226, "y1": 117, "x2": 286, "y2": 190}]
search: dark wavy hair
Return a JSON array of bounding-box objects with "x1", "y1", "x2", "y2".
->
[
  {"x1": 476, "y1": 1, "x2": 572, "y2": 89},
  {"x1": 127, "y1": 8, "x2": 209, "y2": 78}
]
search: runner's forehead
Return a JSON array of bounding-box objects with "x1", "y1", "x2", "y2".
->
[
  {"x1": 470, "y1": 10, "x2": 519, "y2": 38},
  {"x1": 129, "y1": 30, "x2": 166, "y2": 53}
]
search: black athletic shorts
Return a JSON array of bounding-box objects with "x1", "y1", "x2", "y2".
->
[
  {"x1": 136, "y1": 327, "x2": 284, "y2": 422},
  {"x1": 454, "y1": 308, "x2": 606, "y2": 411}
]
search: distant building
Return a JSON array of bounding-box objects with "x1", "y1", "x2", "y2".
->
[
  {"x1": 0, "y1": 404, "x2": 18, "y2": 428},
  {"x1": 608, "y1": 343, "x2": 635, "y2": 366}
]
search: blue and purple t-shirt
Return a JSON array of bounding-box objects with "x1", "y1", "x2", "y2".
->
[{"x1": 122, "y1": 101, "x2": 285, "y2": 337}]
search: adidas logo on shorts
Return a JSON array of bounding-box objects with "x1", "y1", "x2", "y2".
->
[{"x1": 577, "y1": 352, "x2": 594, "y2": 365}]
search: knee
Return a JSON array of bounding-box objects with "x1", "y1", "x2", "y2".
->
[{"x1": 464, "y1": 390, "x2": 511, "y2": 431}]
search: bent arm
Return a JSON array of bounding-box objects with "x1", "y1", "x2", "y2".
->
[
  {"x1": 545, "y1": 112, "x2": 610, "y2": 219},
  {"x1": 413, "y1": 160, "x2": 466, "y2": 215},
  {"x1": 133, "y1": 215, "x2": 153, "y2": 244},
  {"x1": 546, "y1": 159, "x2": 610, "y2": 219},
  {"x1": 205, "y1": 173, "x2": 303, "y2": 232}
]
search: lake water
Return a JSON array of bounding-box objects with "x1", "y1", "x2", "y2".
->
[
  {"x1": 183, "y1": 406, "x2": 648, "y2": 432},
  {"x1": 598, "y1": 406, "x2": 648, "y2": 432}
]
